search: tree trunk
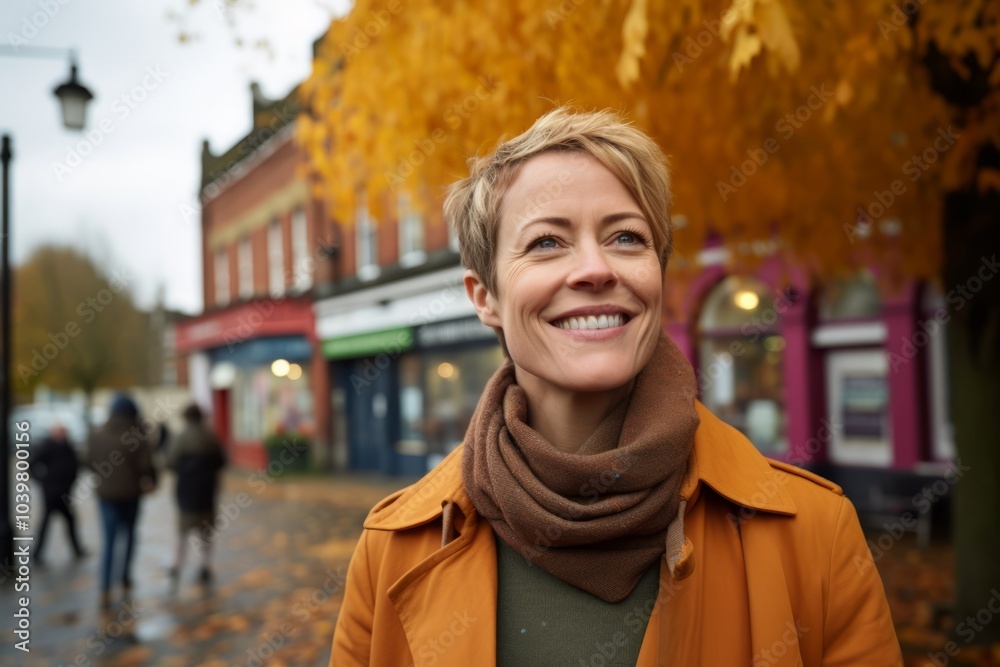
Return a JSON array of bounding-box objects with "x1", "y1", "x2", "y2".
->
[{"x1": 944, "y1": 185, "x2": 1000, "y2": 644}]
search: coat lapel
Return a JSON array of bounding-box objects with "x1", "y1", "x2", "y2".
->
[{"x1": 387, "y1": 515, "x2": 498, "y2": 667}]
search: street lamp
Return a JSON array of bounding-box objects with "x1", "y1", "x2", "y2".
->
[
  {"x1": 53, "y1": 64, "x2": 95, "y2": 131},
  {"x1": 1, "y1": 46, "x2": 94, "y2": 575}
]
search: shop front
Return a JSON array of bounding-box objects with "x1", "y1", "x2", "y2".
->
[
  {"x1": 176, "y1": 297, "x2": 322, "y2": 470},
  {"x1": 211, "y1": 335, "x2": 316, "y2": 469},
  {"x1": 322, "y1": 317, "x2": 501, "y2": 476},
  {"x1": 315, "y1": 266, "x2": 504, "y2": 475}
]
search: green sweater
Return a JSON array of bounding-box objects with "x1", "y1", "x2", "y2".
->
[{"x1": 496, "y1": 538, "x2": 660, "y2": 666}]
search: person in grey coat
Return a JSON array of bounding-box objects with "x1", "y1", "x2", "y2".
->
[{"x1": 83, "y1": 394, "x2": 157, "y2": 608}]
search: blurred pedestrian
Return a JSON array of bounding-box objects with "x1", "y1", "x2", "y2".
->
[
  {"x1": 30, "y1": 423, "x2": 87, "y2": 565},
  {"x1": 155, "y1": 421, "x2": 171, "y2": 454},
  {"x1": 166, "y1": 403, "x2": 226, "y2": 588},
  {"x1": 84, "y1": 394, "x2": 158, "y2": 608}
]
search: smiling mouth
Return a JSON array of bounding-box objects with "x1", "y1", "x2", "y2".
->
[{"x1": 551, "y1": 313, "x2": 631, "y2": 330}]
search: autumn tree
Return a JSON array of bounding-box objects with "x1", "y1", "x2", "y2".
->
[
  {"x1": 13, "y1": 245, "x2": 150, "y2": 410},
  {"x1": 298, "y1": 0, "x2": 1000, "y2": 642}
]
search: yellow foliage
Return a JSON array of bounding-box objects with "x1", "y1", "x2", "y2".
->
[{"x1": 298, "y1": 0, "x2": 1000, "y2": 283}]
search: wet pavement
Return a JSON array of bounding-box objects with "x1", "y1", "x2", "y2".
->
[{"x1": 1, "y1": 469, "x2": 407, "y2": 667}]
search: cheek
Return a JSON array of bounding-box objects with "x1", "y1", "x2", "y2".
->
[{"x1": 621, "y1": 258, "x2": 663, "y2": 303}]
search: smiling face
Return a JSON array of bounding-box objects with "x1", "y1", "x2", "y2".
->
[{"x1": 465, "y1": 151, "x2": 664, "y2": 396}]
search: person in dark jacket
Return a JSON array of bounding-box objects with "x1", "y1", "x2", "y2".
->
[
  {"x1": 166, "y1": 403, "x2": 227, "y2": 588},
  {"x1": 30, "y1": 424, "x2": 87, "y2": 565},
  {"x1": 84, "y1": 394, "x2": 158, "y2": 608}
]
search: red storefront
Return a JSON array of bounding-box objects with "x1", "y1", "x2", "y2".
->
[{"x1": 176, "y1": 297, "x2": 327, "y2": 470}]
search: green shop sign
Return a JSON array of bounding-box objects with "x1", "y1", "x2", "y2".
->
[{"x1": 322, "y1": 327, "x2": 413, "y2": 360}]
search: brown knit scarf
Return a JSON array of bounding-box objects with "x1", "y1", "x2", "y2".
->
[{"x1": 462, "y1": 331, "x2": 700, "y2": 603}]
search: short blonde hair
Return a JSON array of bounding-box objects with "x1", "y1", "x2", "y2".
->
[{"x1": 444, "y1": 107, "x2": 673, "y2": 295}]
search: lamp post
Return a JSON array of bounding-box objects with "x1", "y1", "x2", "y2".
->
[{"x1": 1, "y1": 46, "x2": 94, "y2": 574}]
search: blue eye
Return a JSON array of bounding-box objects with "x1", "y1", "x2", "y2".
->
[
  {"x1": 528, "y1": 235, "x2": 559, "y2": 250},
  {"x1": 615, "y1": 229, "x2": 649, "y2": 246}
]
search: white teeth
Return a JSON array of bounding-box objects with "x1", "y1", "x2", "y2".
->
[{"x1": 555, "y1": 314, "x2": 627, "y2": 330}]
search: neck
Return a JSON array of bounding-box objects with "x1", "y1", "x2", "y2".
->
[{"x1": 515, "y1": 367, "x2": 634, "y2": 454}]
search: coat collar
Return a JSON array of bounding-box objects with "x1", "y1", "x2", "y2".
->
[{"x1": 364, "y1": 401, "x2": 796, "y2": 532}]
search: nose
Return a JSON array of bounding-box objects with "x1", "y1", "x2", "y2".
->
[{"x1": 567, "y1": 241, "x2": 618, "y2": 292}]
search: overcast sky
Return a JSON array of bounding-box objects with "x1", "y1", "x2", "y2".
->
[{"x1": 1, "y1": 0, "x2": 344, "y2": 314}]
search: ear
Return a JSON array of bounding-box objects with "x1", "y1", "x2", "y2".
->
[{"x1": 464, "y1": 269, "x2": 502, "y2": 328}]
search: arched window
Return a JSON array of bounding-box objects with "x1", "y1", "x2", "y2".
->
[{"x1": 697, "y1": 276, "x2": 786, "y2": 455}]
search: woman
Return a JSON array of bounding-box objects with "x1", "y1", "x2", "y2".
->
[{"x1": 331, "y1": 108, "x2": 902, "y2": 666}]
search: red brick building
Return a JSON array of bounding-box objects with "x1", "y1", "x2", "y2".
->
[{"x1": 176, "y1": 83, "x2": 334, "y2": 470}]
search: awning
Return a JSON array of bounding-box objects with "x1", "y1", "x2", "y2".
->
[{"x1": 322, "y1": 327, "x2": 413, "y2": 360}]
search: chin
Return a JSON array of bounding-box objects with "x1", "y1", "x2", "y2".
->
[{"x1": 550, "y1": 362, "x2": 641, "y2": 394}]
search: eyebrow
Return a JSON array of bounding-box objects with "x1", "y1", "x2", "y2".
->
[{"x1": 520, "y1": 212, "x2": 647, "y2": 232}]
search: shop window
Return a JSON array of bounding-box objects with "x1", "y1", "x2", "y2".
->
[
  {"x1": 819, "y1": 270, "x2": 881, "y2": 320},
  {"x1": 268, "y1": 219, "x2": 284, "y2": 297},
  {"x1": 398, "y1": 193, "x2": 426, "y2": 267},
  {"x1": 356, "y1": 204, "x2": 380, "y2": 281},
  {"x1": 214, "y1": 248, "x2": 230, "y2": 307},
  {"x1": 232, "y1": 361, "x2": 315, "y2": 442},
  {"x1": 291, "y1": 208, "x2": 311, "y2": 292},
  {"x1": 421, "y1": 345, "x2": 505, "y2": 455},
  {"x1": 238, "y1": 237, "x2": 253, "y2": 300},
  {"x1": 398, "y1": 354, "x2": 426, "y2": 455},
  {"x1": 697, "y1": 276, "x2": 786, "y2": 454}
]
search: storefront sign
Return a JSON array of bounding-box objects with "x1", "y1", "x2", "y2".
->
[
  {"x1": 323, "y1": 327, "x2": 413, "y2": 360},
  {"x1": 211, "y1": 335, "x2": 313, "y2": 366},
  {"x1": 415, "y1": 317, "x2": 496, "y2": 348}
]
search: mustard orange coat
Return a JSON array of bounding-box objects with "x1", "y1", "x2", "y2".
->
[{"x1": 331, "y1": 404, "x2": 903, "y2": 666}]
